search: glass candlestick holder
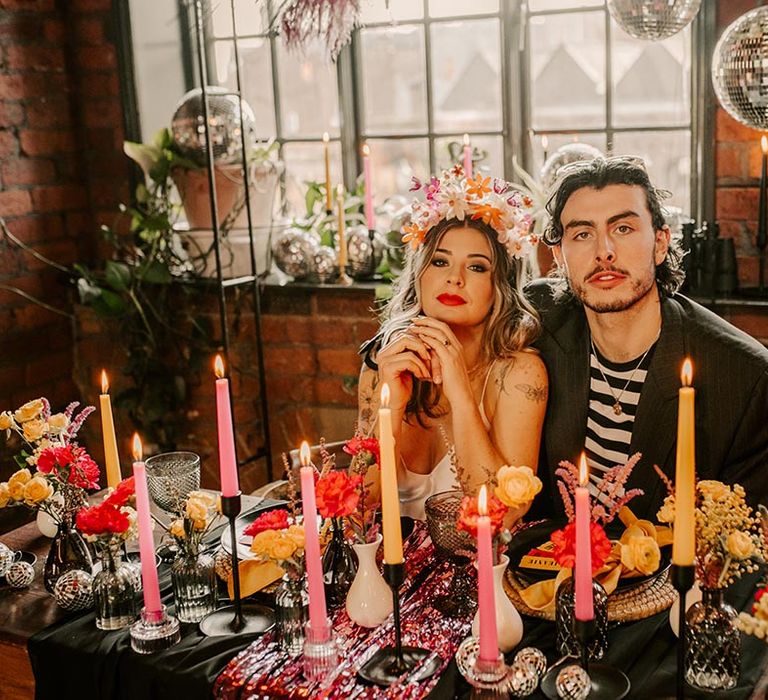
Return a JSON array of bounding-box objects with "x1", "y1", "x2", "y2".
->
[
  {"x1": 130, "y1": 604, "x2": 181, "y2": 654},
  {"x1": 455, "y1": 636, "x2": 512, "y2": 698},
  {"x1": 302, "y1": 618, "x2": 339, "y2": 683}
]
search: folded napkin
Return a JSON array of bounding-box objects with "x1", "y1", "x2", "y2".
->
[
  {"x1": 227, "y1": 559, "x2": 284, "y2": 600},
  {"x1": 518, "y1": 507, "x2": 673, "y2": 615}
]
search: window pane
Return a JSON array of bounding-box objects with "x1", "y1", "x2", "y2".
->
[
  {"x1": 366, "y1": 138, "x2": 430, "y2": 206},
  {"x1": 611, "y1": 22, "x2": 691, "y2": 128},
  {"x1": 215, "y1": 39, "x2": 276, "y2": 137},
  {"x1": 428, "y1": 0, "x2": 499, "y2": 18},
  {"x1": 530, "y1": 132, "x2": 607, "y2": 181},
  {"x1": 360, "y1": 26, "x2": 428, "y2": 134},
  {"x1": 612, "y1": 130, "x2": 691, "y2": 214},
  {"x1": 529, "y1": 12, "x2": 606, "y2": 130},
  {"x1": 528, "y1": 1, "x2": 604, "y2": 11},
  {"x1": 276, "y1": 40, "x2": 340, "y2": 138},
  {"x1": 282, "y1": 140, "x2": 343, "y2": 215},
  {"x1": 434, "y1": 134, "x2": 503, "y2": 178},
  {"x1": 210, "y1": 0, "x2": 269, "y2": 38},
  {"x1": 360, "y1": 0, "x2": 423, "y2": 24},
  {"x1": 430, "y1": 19, "x2": 502, "y2": 132}
]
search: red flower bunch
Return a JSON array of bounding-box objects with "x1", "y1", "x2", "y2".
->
[
  {"x1": 316, "y1": 471, "x2": 362, "y2": 518},
  {"x1": 37, "y1": 444, "x2": 100, "y2": 490},
  {"x1": 76, "y1": 501, "x2": 131, "y2": 537},
  {"x1": 457, "y1": 492, "x2": 508, "y2": 539},
  {"x1": 244, "y1": 508, "x2": 289, "y2": 537},
  {"x1": 343, "y1": 436, "x2": 380, "y2": 465},
  {"x1": 104, "y1": 476, "x2": 135, "y2": 507},
  {"x1": 551, "y1": 521, "x2": 612, "y2": 573}
]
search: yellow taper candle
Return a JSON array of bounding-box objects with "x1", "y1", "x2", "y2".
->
[
  {"x1": 336, "y1": 183, "x2": 348, "y2": 270},
  {"x1": 672, "y1": 358, "x2": 696, "y2": 566},
  {"x1": 323, "y1": 132, "x2": 332, "y2": 212},
  {"x1": 378, "y1": 383, "x2": 403, "y2": 564},
  {"x1": 99, "y1": 370, "x2": 121, "y2": 489}
]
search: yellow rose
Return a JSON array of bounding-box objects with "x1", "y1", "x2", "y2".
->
[
  {"x1": 185, "y1": 497, "x2": 208, "y2": 523},
  {"x1": 9, "y1": 468, "x2": 32, "y2": 487},
  {"x1": 698, "y1": 480, "x2": 730, "y2": 502},
  {"x1": 14, "y1": 399, "x2": 43, "y2": 423},
  {"x1": 494, "y1": 465, "x2": 542, "y2": 508},
  {"x1": 23, "y1": 476, "x2": 53, "y2": 505},
  {"x1": 285, "y1": 524, "x2": 305, "y2": 549},
  {"x1": 620, "y1": 536, "x2": 661, "y2": 575},
  {"x1": 170, "y1": 519, "x2": 186, "y2": 539},
  {"x1": 47, "y1": 413, "x2": 70, "y2": 432},
  {"x1": 22, "y1": 418, "x2": 46, "y2": 442},
  {"x1": 0, "y1": 412, "x2": 13, "y2": 431},
  {"x1": 192, "y1": 519, "x2": 207, "y2": 531},
  {"x1": 726, "y1": 531, "x2": 754, "y2": 560},
  {"x1": 657, "y1": 498, "x2": 675, "y2": 524},
  {"x1": 251, "y1": 530, "x2": 280, "y2": 557},
  {"x1": 0, "y1": 483, "x2": 10, "y2": 508},
  {"x1": 269, "y1": 535, "x2": 298, "y2": 561},
  {"x1": 8, "y1": 480, "x2": 25, "y2": 501},
  {"x1": 188, "y1": 490, "x2": 217, "y2": 507}
]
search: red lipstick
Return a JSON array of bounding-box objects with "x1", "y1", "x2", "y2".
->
[{"x1": 437, "y1": 293, "x2": 467, "y2": 306}]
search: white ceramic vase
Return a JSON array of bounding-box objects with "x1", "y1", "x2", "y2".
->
[
  {"x1": 345, "y1": 534, "x2": 393, "y2": 628},
  {"x1": 669, "y1": 580, "x2": 703, "y2": 637},
  {"x1": 471, "y1": 554, "x2": 524, "y2": 653}
]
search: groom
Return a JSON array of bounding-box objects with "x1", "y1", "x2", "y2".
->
[{"x1": 527, "y1": 156, "x2": 768, "y2": 520}]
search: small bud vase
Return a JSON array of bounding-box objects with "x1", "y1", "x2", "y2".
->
[
  {"x1": 345, "y1": 534, "x2": 392, "y2": 628},
  {"x1": 171, "y1": 548, "x2": 217, "y2": 623},
  {"x1": 321, "y1": 517, "x2": 357, "y2": 608},
  {"x1": 274, "y1": 571, "x2": 309, "y2": 656},
  {"x1": 471, "y1": 554, "x2": 523, "y2": 653},
  {"x1": 93, "y1": 542, "x2": 137, "y2": 630}
]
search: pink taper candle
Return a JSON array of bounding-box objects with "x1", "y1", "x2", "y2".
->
[
  {"x1": 132, "y1": 433, "x2": 163, "y2": 616},
  {"x1": 214, "y1": 355, "x2": 239, "y2": 498},
  {"x1": 299, "y1": 441, "x2": 328, "y2": 634},
  {"x1": 574, "y1": 453, "x2": 594, "y2": 621},
  {"x1": 463, "y1": 133, "x2": 472, "y2": 179},
  {"x1": 476, "y1": 485, "x2": 499, "y2": 662},
  {"x1": 362, "y1": 143, "x2": 375, "y2": 231}
]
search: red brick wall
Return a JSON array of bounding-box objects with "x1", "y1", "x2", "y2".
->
[{"x1": 0, "y1": 0, "x2": 129, "y2": 432}]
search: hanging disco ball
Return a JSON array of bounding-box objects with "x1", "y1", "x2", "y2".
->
[
  {"x1": 712, "y1": 7, "x2": 768, "y2": 131},
  {"x1": 540, "y1": 143, "x2": 604, "y2": 194},
  {"x1": 607, "y1": 0, "x2": 701, "y2": 41},
  {"x1": 171, "y1": 87, "x2": 257, "y2": 167}
]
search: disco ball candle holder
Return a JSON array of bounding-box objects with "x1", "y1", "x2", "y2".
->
[
  {"x1": 608, "y1": 0, "x2": 701, "y2": 41},
  {"x1": 712, "y1": 7, "x2": 768, "y2": 131}
]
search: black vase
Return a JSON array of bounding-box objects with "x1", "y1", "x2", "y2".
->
[
  {"x1": 321, "y1": 518, "x2": 358, "y2": 607},
  {"x1": 555, "y1": 576, "x2": 609, "y2": 660},
  {"x1": 43, "y1": 520, "x2": 93, "y2": 593}
]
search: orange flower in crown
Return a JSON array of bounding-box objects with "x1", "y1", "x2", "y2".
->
[{"x1": 401, "y1": 168, "x2": 536, "y2": 258}]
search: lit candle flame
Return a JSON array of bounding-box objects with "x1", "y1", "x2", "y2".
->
[
  {"x1": 478, "y1": 484, "x2": 488, "y2": 516},
  {"x1": 299, "y1": 440, "x2": 311, "y2": 468},
  {"x1": 322, "y1": 131, "x2": 329, "y2": 144},
  {"x1": 362, "y1": 143, "x2": 370, "y2": 157},
  {"x1": 541, "y1": 134, "x2": 549, "y2": 150},
  {"x1": 762, "y1": 135, "x2": 767, "y2": 154},
  {"x1": 463, "y1": 133, "x2": 470, "y2": 146},
  {"x1": 380, "y1": 383, "x2": 390, "y2": 408},
  {"x1": 579, "y1": 453, "x2": 588, "y2": 487},
  {"x1": 132, "y1": 433, "x2": 143, "y2": 462},
  {"x1": 214, "y1": 354, "x2": 225, "y2": 379},
  {"x1": 681, "y1": 358, "x2": 693, "y2": 387},
  {"x1": 101, "y1": 369, "x2": 109, "y2": 394}
]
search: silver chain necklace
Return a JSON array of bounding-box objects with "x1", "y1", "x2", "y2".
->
[{"x1": 590, "y1": 334, "x2": 659, "y2": 416}]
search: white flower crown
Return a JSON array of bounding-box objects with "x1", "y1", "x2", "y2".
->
[{"x1": 401, "y1": 166, "x2": 538, "y2": 259}]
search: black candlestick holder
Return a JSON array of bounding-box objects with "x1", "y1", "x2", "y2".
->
[
  {"x1": 671, "y1": 563, "x2": 695, "y2": 700},
  {"x1": 357, "y1": 562, "x2": 441, "y2": 686},
  {"x1": 199, "y1": 492, "x2": 275, "y2": 637},
  {"x1": 368, "y1": 228, "x2": 377, "y2": 277}
]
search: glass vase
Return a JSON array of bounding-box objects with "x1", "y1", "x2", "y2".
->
[
  {"x1": 171, "y1": 549, "x2": 218, "y2": 623},
  {"x1": 555, "y1": 576, "x2": 609, "y2": 660},
  {"x1": 685, "y1": 587, "x2": 740, "y2": 691},
  {"x1": 93, "y1": 542, "x2": 138, "y2": 630},
  {"x1": 275, "y1": 572, "x2": 308, "y2": 656},
  {"x1": 43, "y1": 519, "x2": 93, "y2": 593},
  {"x1": 321, "y1": 517, "x2": 357, "y2": 608}
]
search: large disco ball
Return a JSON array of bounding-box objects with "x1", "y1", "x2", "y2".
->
[
  {"x1": 171, "y1": 87, "x2": 256, "y2": 167},
  {"x1": 712, "y1": 7, "x2": 768, "y2": 131},
  {"x1": 271, "y1": 228, "x2": 320, "y2": 280},
  {"x1": 540, "y1": 143, "x2": 604, "y2": 194},
  {"x1": 608, "y1": 0, "x2": 701, "y2": 41}
]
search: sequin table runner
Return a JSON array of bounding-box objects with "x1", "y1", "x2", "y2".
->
[{"x1": 214, "y1": 522, "x2": 473, "y2": 699}]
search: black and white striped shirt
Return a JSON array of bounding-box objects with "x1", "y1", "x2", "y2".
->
[{"x1": 584, "y1": 341, "x2": 657, "y2": 499}]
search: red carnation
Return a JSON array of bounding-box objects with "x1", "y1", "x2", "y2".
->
[
  {"x1": 343, "y1": 436, "x2": 380, "y2": 465},
  {"x1": 551, "y1": 521, "x2": 612, "y2": 573},
  {"x1": 36, "y1": 444, "x2": 100, "y2": 490},
  {"x1": 315, "y1": 471, "x2": 362, "y2": 518},
  {"x1": 76, "y1": 501, "x2": 131, "y2": 537},
  {"x1": 68, "y1": 447, "x2": 100, "y2": 490},
  {"x1": 457, "y1": 492, "x2": 507, "y2": 539},
  {"x1": 37, "y1": 445, "x2": 75, "y2": 474},
  {"x1": 244, "y1": 508, "x2": 290, "y2": 537}
]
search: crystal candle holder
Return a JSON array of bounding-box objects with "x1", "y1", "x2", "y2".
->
[
  {"x1": 455, "y1": 636, "x2": 511, "y2": 695},
  {"x1": 130, "y1": 605, "x2": 181, "y2": 654},
  {"x1": 302, "y1": 619, "x2": 339, "y2": 683}
]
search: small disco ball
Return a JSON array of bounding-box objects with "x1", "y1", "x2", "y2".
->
[
  {"x1": 171, "y1": 87, "x2": 257, "y2": 167},
  {"x1": 214, "y1": 548, "x2": 232, "y2": 582},
  {"x1": 344, "y1": 225, "x2": 385, "y2": 279},
  {"x1": 272, "y1": 228, "x2": 320, "y2": 280},
  {"x1": 53, "y1": 570, "x2": 94, "y2": 612},
  {"x1": 514, "y1": 647, "x2": 547, "y2": 681},
  {"x1": 608, "y1": 0, "x2": 701, "y2": 41},
  {"x1": 0, "y1": 543, "x2": 14, "y2": 576},
  {"x1": 6, "y1": 561, "x2": 35, "y2": 589},
  {"x1": 314, "y1": 245, "x2": 338, "y2": 284},
  {"x1": 540, "y1": 143, "x2": 604, "y2": 194},
  {"x1": 555, "y1": 664, "x2": 591, "y2": 700},
  {"x1": 712, "y1": 7, "x2": 768, "y2": 131},
  {"x1": 508, "y1": 659, "x2": 539, "y2": 697}
]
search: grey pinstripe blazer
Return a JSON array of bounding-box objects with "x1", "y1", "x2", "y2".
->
[{"x1": 526, "y1": 279, "x2": 768, "y2": 520}]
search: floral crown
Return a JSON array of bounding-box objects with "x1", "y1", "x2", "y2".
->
[{"x1": 401, "y1": 166, "x2": 537, "y2": 259}]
